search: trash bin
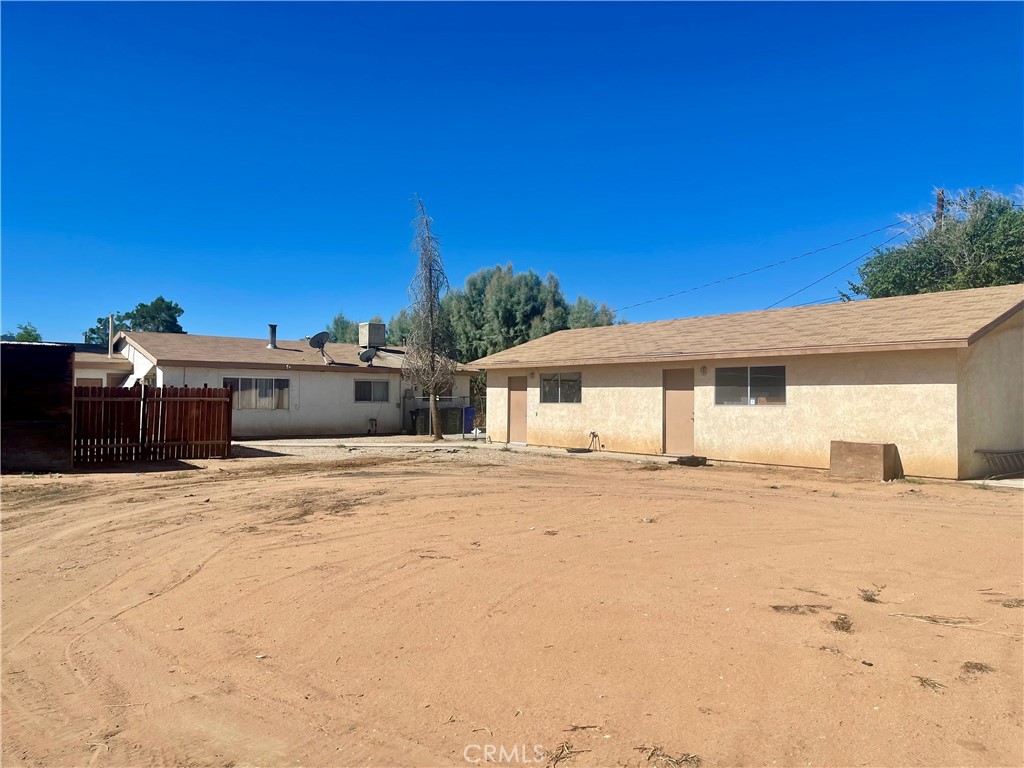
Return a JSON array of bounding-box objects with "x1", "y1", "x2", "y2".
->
[
  {"x1": 463, "y1": 407, "x2": 475, "y2": 434},
  {"x1": 413, "y1": 407, "x2": 462, "y2": 435}
]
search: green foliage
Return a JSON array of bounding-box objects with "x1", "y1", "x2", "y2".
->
[
  {"x1": 386, "y1": 308, "x2": 414, "y2": 346},
  {"x1": 326, "y1": 311, "x2": 357, "y2": 344},
  {"x1": 1, "y1": 322, "x2": 43, "y2": 342},
  {"x1": 567, "y1": 296, "x2": 618, "y2": 328},
  {"x1": 127, "y1": 296, "x2": 186, "y2": 333},
  {"x1": 442, "y1": 264, "x2": 617, "y2": 363},
  {"x1": 83, "y1": 296, "x2": 185, "y2": 345},
  {"x1": 849, "y1": 190, "x2": 1024, "y2": 299},
  {"x1": 325, "y1": 312, "x2": 382, "y2": 344},
  {"x1": 0, "y1": 321, "x2": 43, "y2": 342},
  {"x1": 84, "y1": 313, "x2": 131, "y2": 345}
]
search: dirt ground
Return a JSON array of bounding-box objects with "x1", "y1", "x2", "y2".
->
[{"x1": 2, "y1": 443, "x2": 1022, "y2": 768}]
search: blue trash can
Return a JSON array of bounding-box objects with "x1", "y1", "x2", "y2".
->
[{"x1": 463, "y1": 407, "x2": 476, "y2": 433}]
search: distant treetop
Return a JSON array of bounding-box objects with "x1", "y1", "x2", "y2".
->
[
  {"x1": 848, "y1": 189, "x2": 1024, "y2": 299},
  {"x1": 83, "y1": 296, "x2": 186, "y2": 345},
  {"x1": 438, "y1": 264, "x2": 619, "y2": 363},
  {"x1": 1, "y1": 322, "x2": 43, "y2": 342}
]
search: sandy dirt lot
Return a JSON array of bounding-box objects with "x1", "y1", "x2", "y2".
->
[{"x1": 2, "y1": 444, "x2": 1022, "y2": 768}]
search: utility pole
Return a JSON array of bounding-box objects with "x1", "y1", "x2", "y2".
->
[{"x1": 935, "y1": 188, "x2": 945, "y2": 231}]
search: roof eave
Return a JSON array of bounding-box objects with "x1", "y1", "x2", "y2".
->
[
  {"x1": 966, "y1": 299, "x2": 1024, "y2": 345},
  {"x1": 119, "y1": 333, "x2": 158, "y2": 365},
  {"x1": 155, "y1": 359, "x2": 399, "y2": 372},
  {"x1": 472, "y1": 339, "x2": 971, "y2": 369},
  {"x1": 75, "y1": 360, "x2": 134, "y2": 370}
]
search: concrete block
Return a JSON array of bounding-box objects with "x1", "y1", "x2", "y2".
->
[{"x1": 830, "y1": 440, "x2": 903, "y2": 481}]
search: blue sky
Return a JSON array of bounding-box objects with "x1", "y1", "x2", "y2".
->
[{"x1": 2, "y1": 2, "x2": 1021, "y2": 342}]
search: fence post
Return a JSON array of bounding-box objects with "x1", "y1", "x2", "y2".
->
[
  {"x1": 138, "y1": 384, "x2": 148, "y2": 461},
  {"x1": 224, "y1": 386, "x2": 232, "y2": 457}
]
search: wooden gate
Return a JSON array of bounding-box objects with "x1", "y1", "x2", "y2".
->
[{"x1": 73, "y1": 386, "x2": 232, "y2": 464}]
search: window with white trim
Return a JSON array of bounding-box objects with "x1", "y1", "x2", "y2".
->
[
  {"x1": 223, "y1": 377, "x2": 290, "y2": 409},
  {"x1": 355, "y1": 380, "x2": 389, "y2": 402},
  {"x1": 540, "y1": 372, "x2": 582, "y2": 403},
  {"x1": 714, "y1": 366, "x2": 786, "y2": 405}
]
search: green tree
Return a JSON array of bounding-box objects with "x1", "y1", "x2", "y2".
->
[
  {"x1": 1, "y1": 322, "x2": 43, "y2": 342},
  {"x1": 442, "y1": 264, "x2": 617, "y2": 362},
  {"x1": 849, "y1": 189, "x2": 1024, "y2": 298},
  {"x1": 83, "y1": 312, "x2": 127, "y2": 345},
  {"x1": 568, "y1": 296, "x2": 617, "y2": 328},
  {"x1": 325, "y1": 311, "x2": 357, "y2": 344},
  {"x1": 437, "y1": 263, "x2": 618, "y2": 425},
  {"x1": 386, "y1": 308, "x2": 414, "y2": 346},
  {"x1": 441, "y1": 266, "x2": 497, "y2": 360},
  {"x1": 531, "y1": 274, "x2": 570, "y2": 339},
  {"x1": 482, "y1": 266, "x2": 545, "y2": 351},
  {"x1": 325, "y1": 312, "x2": 383, "y2": 344},
  {"x1": 83, "y1": 296, "x2": 186, "y2": 345},
  {"x1": 403, "y1": 197, "x2": 457, "y2": 440}
]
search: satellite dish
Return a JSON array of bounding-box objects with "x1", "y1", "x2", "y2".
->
[
  {"x1": 308, "y1": 331, "x2": 330, "y2": 350},
  {"x1": 306, "y1": 331, "x2": 335, "y2": 365},
  {"x1": 359, "y1": 348, "x2": 377, "y2": 364}
]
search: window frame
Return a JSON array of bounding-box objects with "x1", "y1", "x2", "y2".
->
[
  {"x1": 714, "y1": 366, "x2": 786, "y2": 406},
  {"x1": 539, "y1": 372, "x2": 583, "y2": 404},
  {"x1": 223, "y1": 377, "x2": 290, "y2": 410},
  {"x1": 354, "y1": 379, "x2": 390, "y2": 403}
]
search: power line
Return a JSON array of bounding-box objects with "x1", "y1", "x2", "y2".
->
[
  {"x1": 610, "y1": 217, "x2": 927, "y2": 314},
  {"x1": 790, "y1": 296, "x2": 845, "y2": 307},
  {"x1": 762, "y1": 213, "x2": 931, "y2": 310}
]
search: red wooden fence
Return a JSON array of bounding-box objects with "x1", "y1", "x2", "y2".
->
[{"x1": 73, "y1": 386, "x2": 232, "y2": 464}]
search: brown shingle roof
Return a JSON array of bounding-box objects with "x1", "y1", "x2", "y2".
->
[
  {"x1": 74, "y1": 351, "x2": 133, "y2": 370},
  {"x1": 471, "y1": 284, "x2": 1024, "y2": 369},
  {"x1": 119, "y1": 332, "x2": 477, "y2": 374}
]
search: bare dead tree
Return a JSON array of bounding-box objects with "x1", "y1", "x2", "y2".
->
[{"x1": 403, "y1": 196, "x2": 457, "y2": 440}]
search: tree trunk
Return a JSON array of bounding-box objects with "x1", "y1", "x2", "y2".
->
[{"x1": 429, "y1": 389, "x2": 443, "y2": 441}]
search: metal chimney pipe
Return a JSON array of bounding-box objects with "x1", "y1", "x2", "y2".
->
[
  {"x1": 267, "y1": 323, "x2": 278, "y2": 349},
  {"x1": 108, "y1": 313, "x2": 114, "y2": 358}
]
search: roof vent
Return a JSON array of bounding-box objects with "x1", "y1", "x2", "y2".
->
[{"x1": 267, "y1": 323, "x2": 278, "y2": 349}]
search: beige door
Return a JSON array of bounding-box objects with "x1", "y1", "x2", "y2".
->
[
  {"x1": 663, "y1": 368, "x2": 694, "y2": 455},
  {"x1": 508, "y1": 377, "x2": 527, "y2": 443}
]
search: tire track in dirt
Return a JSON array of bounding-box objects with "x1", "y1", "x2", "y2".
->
[{"x1": 3, "y1": 450, "x2": 1022, "y2": 766}]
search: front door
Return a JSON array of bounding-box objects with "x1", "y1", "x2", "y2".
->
[
  {"x1": 663, "y1": 368, "x2": 694, "y2": 455},
  {"x1": 508, "y1": 377, "x2": 527, "y2": 444}
]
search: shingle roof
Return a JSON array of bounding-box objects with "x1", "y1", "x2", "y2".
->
[
  {"x1": 118, "y1": 332, "x2": 477, "y2": 374},
  {"x1": 471, "y1": 284, "x2": 1024, "y2": 369},
  {"x1": 74, "y1": 351, "x2": 133, "y2": 370}
]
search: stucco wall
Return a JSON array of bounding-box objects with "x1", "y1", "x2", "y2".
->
[
  {"x1": 121, "y1": 344, "x2": 155, "y2": 382},
  {"x1": 485, "y1": 367, "x2": 665, "y2": 452},
  {"x1": 486, "y1": 371, "x2": 511, "y2": 441},
  {"x1": 693, "y1": 351, "x2": 959, "y2": 477},
  {"x1": 155, "y1": 366, "x2": 475, "y2": 437},
  {"x1": 73, "y1": 363, "x2": 132, "y2": 386},
  {"x1": 956, "y1": 311, "x2": 1024, "y2": 478},
  {"x1": 486, "y1": 349, "x2": 963, "y2": 477},
  {"x1": 160, "y1": 365, "x2": 405, "y2": 437}
]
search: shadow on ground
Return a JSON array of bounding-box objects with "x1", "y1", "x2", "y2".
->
[{"x1": 229, "y1": 445, "x2": 290, "y2": 459}]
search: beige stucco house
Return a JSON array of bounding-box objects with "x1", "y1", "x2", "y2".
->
[
  {"x1": 106, "y1": 323, "x2": 476, "y2": 438},
  {"x1": 471, "y1": 284, "x2": 1024, "y2": 479}
]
